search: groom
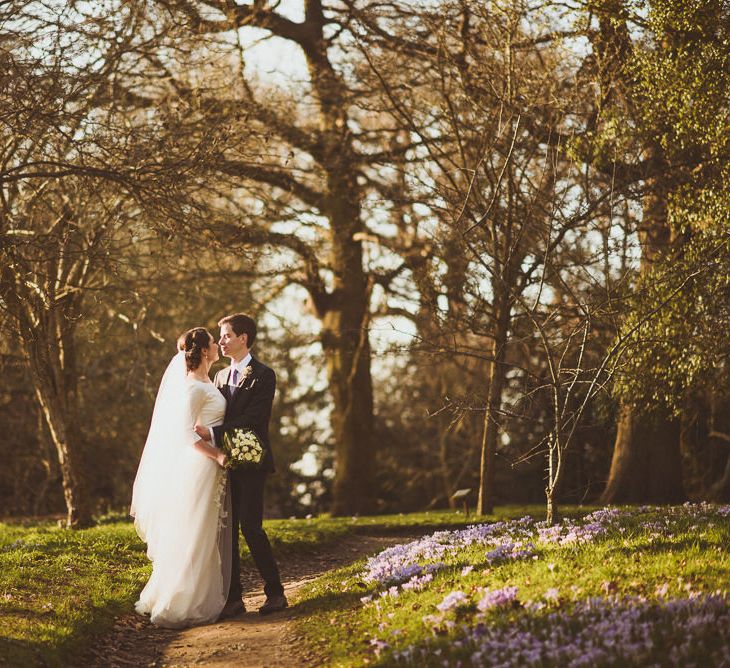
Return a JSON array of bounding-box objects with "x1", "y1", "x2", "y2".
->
[{"x1": 195, "y1": 313, "x2": 287, "y2": 618}]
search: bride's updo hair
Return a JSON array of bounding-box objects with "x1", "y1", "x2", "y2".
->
[{"x1": 182, "y1": 327, "x2": 212, "y2": 372}]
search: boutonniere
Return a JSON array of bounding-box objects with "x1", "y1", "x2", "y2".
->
[{"x1": 241, "y1": 365, "x2": 256, "y2": 388}]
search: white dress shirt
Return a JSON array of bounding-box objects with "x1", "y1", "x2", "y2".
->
[
  {"x1": 210, "y1": 353, "x2": 252, "y2": 446},
  {"x1": 228, "y1": 352, "x2": 252, "y2": 388}
]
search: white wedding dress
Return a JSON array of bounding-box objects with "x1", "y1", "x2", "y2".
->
[{"x1": 130, "y1": 353, "x2": 231, "y2": 628}]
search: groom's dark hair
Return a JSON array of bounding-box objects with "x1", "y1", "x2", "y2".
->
[{"x1": 218, "y1": 313, "x2": 257, "y2": 347}]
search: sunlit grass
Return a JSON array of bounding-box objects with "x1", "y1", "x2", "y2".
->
[
  {"x1": 0, "y1": 508, "x2": 483, "y2": 667},
  {"x1": 293, "y1": 505, "x2": 730, "y2": 666},
  {"x1": 0, "y1": 522, "x2": 149, "y2": 667}
]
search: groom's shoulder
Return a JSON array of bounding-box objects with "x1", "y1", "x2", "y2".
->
[{"x1": 252, "y1": 356, "x2": 275, "y2": 379}]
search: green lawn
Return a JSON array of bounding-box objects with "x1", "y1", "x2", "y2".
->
[
  {"x1": 293, "y1": 504, "x2": 730, "y2": 666},
  {"x1": 0, "y1": 509, "x2": 478, "y2": 667},
  {"x1": 5, "y1": 505, "x2": 724, "y2": 667},
  {"x1": 0, "y1": 521, "x2": 149, "y2": 667}
]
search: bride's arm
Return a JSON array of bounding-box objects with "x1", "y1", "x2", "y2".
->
[
  {"x1": 188, "y1": 385, "x2": 226, "y2": 466},
  {"x1": 194, "y1": 438, "x2": 226, "y2": 467}
]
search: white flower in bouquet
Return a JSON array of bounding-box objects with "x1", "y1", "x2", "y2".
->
[{"x1": 222, "y1": 428, "x2": 264, "y2": 469}]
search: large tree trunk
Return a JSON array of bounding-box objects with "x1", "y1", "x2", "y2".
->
[
  {"x1": 320, "y1": 155, "x2": 376, "y2": 515},
  {"x1": 601, "y1": 404, "x2": 685, "y2": 503},
  {"x1": 322, "y1": 269, "x2": 376, "y2": 516},
  {"x1": 602, "y1": 155, "x2": 686, "y2": 504},
  {"x1": 708, "y1": 455, "x2": 730, "y2": 502},
  {"x1": 302, "y1": 3, "x2": 377, "y2": 515}
]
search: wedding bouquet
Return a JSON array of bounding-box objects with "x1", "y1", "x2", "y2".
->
[{"x1": 221, "y1": 428, "x2": 264, "y2": 470}]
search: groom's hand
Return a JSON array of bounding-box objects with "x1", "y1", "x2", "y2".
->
[{"x1": 195, "y1": 425, "x2": 212, "y2": 441}]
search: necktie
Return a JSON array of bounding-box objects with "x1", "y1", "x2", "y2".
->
[{"x1": 231, "y1": 368, "x2": 239, "y2": 386}]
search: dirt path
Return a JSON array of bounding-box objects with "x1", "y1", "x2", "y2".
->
[{"x1": 88, "y1": 533, "x2": 417, "y2": 668}]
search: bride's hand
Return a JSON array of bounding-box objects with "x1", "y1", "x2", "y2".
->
[{"x1": 216, "y1": 451, "x2": 227, "y2": 468}]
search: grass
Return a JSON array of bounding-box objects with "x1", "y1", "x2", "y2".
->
[
  {"x1": 6, "y1": 505, "x2": 722, "y2": 667},
  {"x1": 0, "y1": 522, "x2": 149, "y2": 667},
  {"x1": 0, "y1": 508, "x2": 479, "y2": 667},
  {"x1": 292, "y1": 505, "x2": 730, "y2": 666}
]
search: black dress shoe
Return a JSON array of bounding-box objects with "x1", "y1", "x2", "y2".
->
[
  {"x1": 258, "y1": 594, "x2": 288, "y2": 615},
  {"x1": 218, "y1": 599, "x2": 246, "y2": 620}
]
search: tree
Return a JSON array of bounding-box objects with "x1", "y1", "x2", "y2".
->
[
  {"x1": 124, "y1": 0, "x2": 443, "y2": 514},
  {"x1": 0, "y1": 1, "x2": 219, "y2": 525},
  {"x1": 354, "y1": 0, "x2": 621, "y2": 514},
  {"x1": 585, "y1": 0, "x2": 730, "y2": 503}
]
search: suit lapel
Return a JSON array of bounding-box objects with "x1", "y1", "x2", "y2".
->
[
  {"x1": 238, "y1": 357, "x2": 257, "y2": 387},
  {"x1": 228, "y1": 357, "x2": 257, "y2": 404}
]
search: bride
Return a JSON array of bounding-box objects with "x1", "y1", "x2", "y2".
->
[{"x1": 130, "y1": 327, "x2": 231, "y2": 628}]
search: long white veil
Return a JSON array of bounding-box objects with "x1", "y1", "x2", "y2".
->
[{"x1": 130, "y1": 351, "x2": 195, "y2": 551}]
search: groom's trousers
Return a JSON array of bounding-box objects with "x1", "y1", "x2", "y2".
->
[{"x1": 228, "y1": 470, "x2": 285, "y2": 602}]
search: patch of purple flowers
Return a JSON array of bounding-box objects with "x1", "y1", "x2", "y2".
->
[
  {"x1": 396, "y1": 594, "x2": 729, "y2": 667},
  {"x1": 362, "y1": 538, "x2": 451, "y2": 586},
  {"x1": 536, "y1": 519, "x2": 609, "y2": 546},
  {"x1": 361, "y1": 521, "x2": 539, "y2": 592},
  {"x1": 437, "y1": 590, "x2": 470, "y2": 612},
  {"x1": 363, "y1": 560, "x2": 424, "y2": 586},
  {"x1": 401, "y1": 572, "x2": 433, "y2": 591},
  {"x1": 486, "y1": 541, "x2": 536, "y2": 564},
  {"x1": 476, "y1": 586, "x2": 519, "y2": 611},
  {"x1": 361, "y1": 504, "x2": 729, "y2": 605}
]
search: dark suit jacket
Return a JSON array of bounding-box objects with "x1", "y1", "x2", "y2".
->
[{"x1": 212, "y1": 356, "x2": 276, "y2": 473}]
